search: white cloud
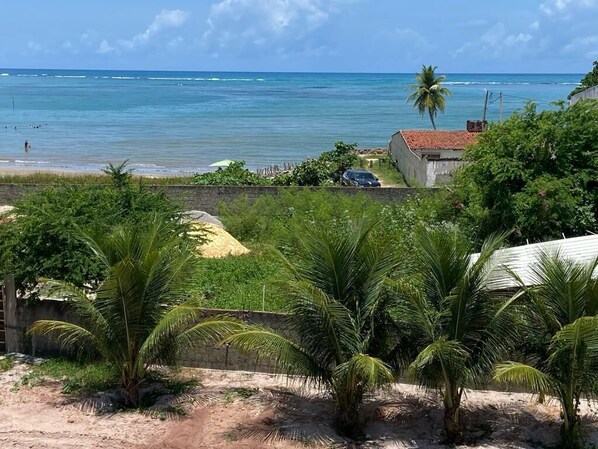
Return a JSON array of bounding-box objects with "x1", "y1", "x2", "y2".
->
[
  {"x1": 530, "y1": 21, "x2": 540, "y2": 30},
  {"x1": 27, "y1": 41, "x2": 42, "y2": 52},
  {"x1": 563, "y1": 34, "x2": 598, "y2": 58},
  {"x1": 454, "y1": 23, "x2": 535, "y2": 59},
  {"x1": 540, "y1": 0, "x2": 598, "y2": 16},
  {"x1": 97, "y1": 40, "x2": 115, "y2": 54},
  {"x1": 391, "y1": 28, "x2": 432, "y2": 50},
  {"x1": 203, "y1": 0, "x2": 335, "y2": 56},
  {"x1": 120, "y1": 9, "x2": 190, "y2": 50}
]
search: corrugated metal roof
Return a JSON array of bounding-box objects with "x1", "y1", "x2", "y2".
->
[{"x1": 471, "y1": 234, "x2": 598, "y2": 290}]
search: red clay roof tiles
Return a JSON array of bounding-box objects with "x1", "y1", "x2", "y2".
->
[{"x1": 400, "y1": 130, "x2": 477, "y2": 151}]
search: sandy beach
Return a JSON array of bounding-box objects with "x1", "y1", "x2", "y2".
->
[{"x1": 2, "y1": 361, "x2": 598, "y2": 449}]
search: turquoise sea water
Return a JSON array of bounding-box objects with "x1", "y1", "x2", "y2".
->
[{"x1": 0, "y1": 69, "x2": 581, "y2": 174}]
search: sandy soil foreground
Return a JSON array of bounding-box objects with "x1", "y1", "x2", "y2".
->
[{"x1": 1, "y1": 361, "x2": 597, "y2": 449}]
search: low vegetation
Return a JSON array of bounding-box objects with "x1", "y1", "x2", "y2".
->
[{"x1": 15, "y1": 358, "x2": 119, "y2": 394}]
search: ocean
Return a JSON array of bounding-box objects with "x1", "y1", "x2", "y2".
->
[{"x1": 0, "y1": 69, "x2": 581, "y2": 175}]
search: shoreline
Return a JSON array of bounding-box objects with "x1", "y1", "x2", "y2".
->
[{"x1": 0, "y1": 148, "x2": 389, "y2": 179}]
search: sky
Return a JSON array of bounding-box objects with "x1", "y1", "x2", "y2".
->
[{"x1": 0, "y1": 0, "x2": 597, "y2": 73}]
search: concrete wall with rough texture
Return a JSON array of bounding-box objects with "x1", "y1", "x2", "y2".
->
[
  {"x1": 0, "y1": 184, "x2": 423, "y2": 214},
  {"x1": 570, "y1": 85, "x2": 598, "y2": 105},
  {"x1": 10, "y1": 299, "x2": 290, "y2": 373}
]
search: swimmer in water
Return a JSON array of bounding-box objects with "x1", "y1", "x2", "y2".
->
[{"x1": 24, "y1": 140, "x2": 30, "y2": 152}]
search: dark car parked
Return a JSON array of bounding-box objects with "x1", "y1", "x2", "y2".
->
[{"x1": 341, "y1": 169, "x2": 381, "y2": 187}]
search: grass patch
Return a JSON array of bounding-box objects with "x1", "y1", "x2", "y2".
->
[
  {"x1": 359, "y1": 155, "x2": 406, "y2": 187},
  {"x1": 16, "y1": 358, "x2": 119, "y2": 395},
  {"x1": 191, "y1": 246, "x2": 287, "y2": 311},
  {"x1": 224, "y1": 387, "x2": 259, "y2": 402},
  {"x1": 0, "y1": 173, "x2": 196, "y2": 186},
  {"x1": 0, "y1": 355, "x2": 15, "y2": 372}
]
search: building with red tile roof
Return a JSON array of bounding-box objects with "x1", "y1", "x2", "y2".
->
[{"x1": 389, "y1": 129, "x2": 479, "y2": 187}]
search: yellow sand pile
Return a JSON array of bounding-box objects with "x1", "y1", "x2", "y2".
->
[{"x1": 192, "y1": 223, "x2": 250, "y2": 258}]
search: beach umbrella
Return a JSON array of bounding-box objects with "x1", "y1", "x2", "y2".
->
[{"x1": 209, "y1": 159, "x2": 235, "y2": 167}]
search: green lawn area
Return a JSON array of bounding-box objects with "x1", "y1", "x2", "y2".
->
[
  {"x1": 358, "y1": 155, "x2": 406, "y2": 187},
  {"x1": 190, "y1": 245, "x2": 287, "y2": 312}
]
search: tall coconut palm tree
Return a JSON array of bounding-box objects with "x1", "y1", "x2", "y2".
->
[
  {"x1": 406, "y1": 65, "x2": 452, "y2": 130},
  {"x1": 225, "y1": 219, "x2": 401, "y2": 438},
  {"x1": 397, "y1": 226, "x2": 516, "y2": 443},
  {"x1": 494, "y1": 252, "x2": 598, "y2": 449},
  {"x1": 29, "y1": 216, "x2": 243, "y2": 406}
]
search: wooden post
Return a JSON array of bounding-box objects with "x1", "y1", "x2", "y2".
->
[{"x1": 4, "y1": 274, "x2": 19, "y2": 353}]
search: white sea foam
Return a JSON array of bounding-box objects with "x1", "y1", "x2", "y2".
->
[
  {"x1": 129, "y1": 163, "x2": 166, "y2": 168},
  {"x1": 0, "y1": 73, "x2": 9, "y2": 76},
  {"x1": 14, "y1": 160, "x2": 50, "y2": 164},
  {"x1": 111, "y1": 76, "x2": 137, "y2": 80},
  {"x1": 55, "y1": 75, "x2": 86, "y2": 78},
  {"x1": 0, "y1": 160, "x2": 10, "y2": 163}
]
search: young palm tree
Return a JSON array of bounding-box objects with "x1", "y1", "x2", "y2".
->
[
  {"x1": 494, "y1": 252, "x2": 598, "y2": 449},
  {"x1": 225, "y1": 219, "x2": 401, "y2": 438},
  {"x1": 29, "y1": 216, "x2": 243, "y2": 406},
  {"x1": 397, "y1": 226, "x2": 515, "y2": 443},
  {"x1": 406, "y1": 65, "x2": 452, "y2": 130}
]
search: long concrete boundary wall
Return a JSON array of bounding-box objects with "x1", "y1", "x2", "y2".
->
[
  {"x1": 0, "y1": 184, "x2": 428, "y2": 214},
  {"x1": 8, "y1": 295, "x2": 289, "y2": 373}
]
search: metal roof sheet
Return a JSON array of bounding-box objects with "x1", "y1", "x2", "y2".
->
[{"x1": 471, "y1": 234, "x2": 598, "y2": 290}]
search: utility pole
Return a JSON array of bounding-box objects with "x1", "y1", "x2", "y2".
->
[
  {"x1": 482, "y1": 90, "x2": 489, "y2": 123},
  {"x1": 499, "y1": 92, "x2": 503, "y2": 122}
]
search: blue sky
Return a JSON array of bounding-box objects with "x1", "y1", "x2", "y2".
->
[{"x1": 1, "y1": 0, "x2": 597, "y2": 73}]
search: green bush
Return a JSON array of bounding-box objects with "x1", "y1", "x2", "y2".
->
[
  {"x1": 0, "y1": 181, "x2": 193, "y2": 296},
  {"x1": 192, "y1": 161, "x2": 272, "y2": 186},
  {"x1": 218, "y1": 188, "x2": 454, "y2": 263}
]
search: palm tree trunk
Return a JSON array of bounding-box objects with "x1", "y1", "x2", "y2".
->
[
  {"x1": 443, "y1": 389, "x2": 463, "y2": 444},
  {"x1": 122, "y1": 373, "x2": 143, "y2": 407},
  {"x1": 334, "y1": 387, "x2": 364, "y2": 439},
  {"x1": 428, "y1": 110, "x2": 437, "y2": 130},
  {"x1": 560, "y1": 395, "x2": 581, "y2": 448}
]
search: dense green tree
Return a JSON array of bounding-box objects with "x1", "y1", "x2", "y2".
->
[
  {"x1": 406, "y1": 65, "x2": 452, "y2": 130},
  {"x1": 397, "y1": 226, "x2": 516, "y2": 443},
  {"x1": 494, "y1": 252, "x2": 598, "y2": 449},
  {"x1": 225, "y1": 219, "x2": 401, "y2": 438},
  {"x1": 29, "y1": 217, "x2": 242, "y2": 406},
  {"x1": 455, "y1": 101, "x2": 598, "y2": 244},
  {"x1": 568, "y1": 60, "x2": 598, "y2": 99}
]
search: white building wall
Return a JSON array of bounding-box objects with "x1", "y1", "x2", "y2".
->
[{"x1": 389, "y1": 132, "x2": 465, "y2": 187}]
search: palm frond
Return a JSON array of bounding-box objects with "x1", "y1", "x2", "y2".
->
[
  {"x1": 224, "y1": 329, "x2": 327, "y2": 381},
  {"x1": 409, "y1": 338, "x2": 470, "y2": 389},
  {"x1": 28, "y1": 320, "x2": 99, "y2": 354},
  {"x1": 286, "y1": 280, "x2": 359, "y2": 365},
  {"x1": 334, "y1": 353, "x2": 394, "y2": 394},
  {"x1": 494, "y1": 361, "x2": 553, "y2": 395},
  {"x1": 177, "y1": 315, "x2": 247, "y2": 348},
  {"x1": 549, "y1": 316, "x2": 598, "y2": 365}
]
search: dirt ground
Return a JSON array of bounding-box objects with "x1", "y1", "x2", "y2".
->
[{"x1": 1, "y1": 361, "x2": 598, "y2": 449}]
